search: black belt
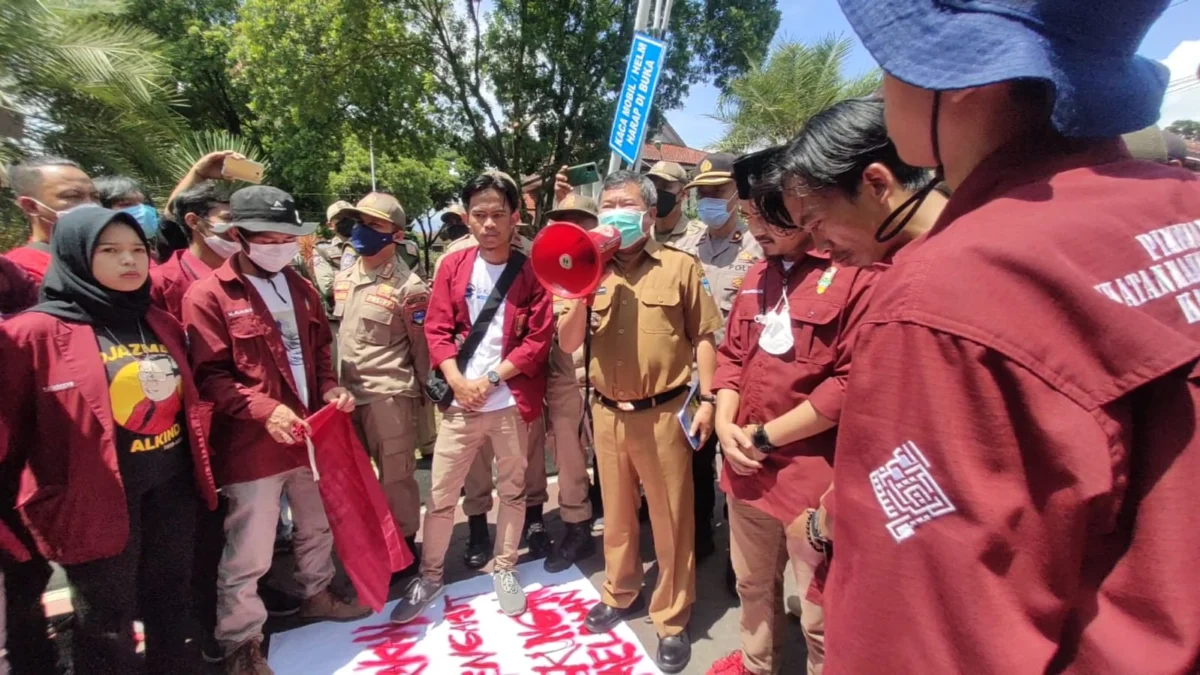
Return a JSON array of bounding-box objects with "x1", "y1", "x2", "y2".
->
[{"x1": 596, "y1": 384, "x2": 688, "y2": 412}]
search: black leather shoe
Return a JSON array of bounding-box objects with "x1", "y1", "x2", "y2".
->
[
  {"x1": 463, "y1": 515, "x2": 491, "y2": 570},
  {"x1": 583, "y1": 595, "x2": 646, "y2": 634},
  {"x1": 544, "y1": 522, "x2": 596, "y2": 573},
  {"x1": 523, "y1": 520, "x2": 552, "y2": 560},
  {"x1": 656, "y1": 633, "x2": 691, "y2": 674}
]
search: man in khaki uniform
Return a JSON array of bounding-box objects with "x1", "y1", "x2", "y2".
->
[
  {"x1": 559, "y1": 171, "x2": 721, "y2": 674},
  {"x1": 647, "y1": 161, "x2": 703, "y2": 246},
  {"x1": 332, "y1": 193, "x2": 430, "y2": 578},
  {"x1": 676, "y1": 152, "x2": 764, "y2": 560}
]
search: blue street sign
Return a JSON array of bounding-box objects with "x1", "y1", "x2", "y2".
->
[{"x1": 608, "y1": 32, "x2": 667, "y2": 166}]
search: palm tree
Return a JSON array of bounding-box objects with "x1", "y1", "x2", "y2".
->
[
  {"x1": 713, "y1": 35, "x2": 881, "y2": 153},
  {"x1": 0, "y1": 0, "x2": 182, "y2": 178}
]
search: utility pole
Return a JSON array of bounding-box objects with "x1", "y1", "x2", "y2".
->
[
  {"x1": 369, "y1": 136, "x2": 377, "y2": 192},
  {"x1": 608, "y1": 0, "x2": 671, "y2": 177}
]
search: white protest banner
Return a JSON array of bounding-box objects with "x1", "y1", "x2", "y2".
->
[{"x1": 268, "y1": 562, "x2": 662, "y2": 674}]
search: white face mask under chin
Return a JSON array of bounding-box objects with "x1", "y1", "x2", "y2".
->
[
  {"x1": 246, "y1": 241, "x2": 299, "y2": 273},
  {"x1": 205, "y1": 235, "x2": 241, "y2": 259},
  {"x1": 756, "y1": 293, "x2": 794, "y2": 355}
]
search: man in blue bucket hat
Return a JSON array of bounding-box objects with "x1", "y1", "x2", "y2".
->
[{"x1": 809, "y1": 1, "x2": 1200, "y2": 673}]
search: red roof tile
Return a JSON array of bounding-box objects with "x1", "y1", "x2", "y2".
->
[{"x1": 640, "y1": 143, "x2": 707, "y2": 166}]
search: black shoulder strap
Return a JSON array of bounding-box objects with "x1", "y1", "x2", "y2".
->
[{"x1": 454, "y1": 251, "x2": 527, "y2": 369}]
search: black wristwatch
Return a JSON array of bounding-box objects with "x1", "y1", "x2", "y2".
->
[
  {"x1": 751, "y1": 424, "x2": 776, "y2": 453},
  {"x1": 698, "y1": 393, "x2": 716, "y2": 404},
  {"x1": 486, "y1": 370, "x2": 501, "y2": 387}
]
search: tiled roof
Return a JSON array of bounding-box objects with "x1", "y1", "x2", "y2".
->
[{"x1": 639, "y1": 143, "x2": 707, "y2": 166}]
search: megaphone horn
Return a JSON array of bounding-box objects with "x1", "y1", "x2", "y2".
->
[{"x1": 530, "y1": 221, "x2": 621, "y2": 299}]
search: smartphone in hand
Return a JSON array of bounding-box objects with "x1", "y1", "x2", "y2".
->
[
  {"x1": 222, "y1": 157, "x2": 264, "y2": 184},
  {"x1": 564, "y1": 162, "x2": 600, "y2": 187}
]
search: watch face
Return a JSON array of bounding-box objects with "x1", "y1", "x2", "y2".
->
[{"x1": 487, "y1": 371, "x2": 500, "y2": 385}]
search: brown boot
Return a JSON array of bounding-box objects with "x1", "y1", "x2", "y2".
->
[
  {"x1": 298, "y1": 588, "x2": 372, "y2": 622},
  {"x1": 225, "y1": 637, "x2": 273, "y2": 675}
]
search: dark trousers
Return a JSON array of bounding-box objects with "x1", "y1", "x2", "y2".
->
[
  {"x1": 3, "y1": 555, "x2": 56, "y2": 674},
  {"x1": 693, "y1": 434, "x2": 718, "y2": 542},
  {"x1": 63, "y1": 473, "x2": 200, "y2": 675},
  {"x1": 191, "y1": 496, "x2": 227, "y2": 641}
]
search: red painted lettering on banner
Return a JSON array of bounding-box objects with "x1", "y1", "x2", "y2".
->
[
  {"x1": 443, "y1": 593, "x2": 500, "y2": 674},
  {"x1": 586, "y1": 634, "x2": 644, "y2": 675},
  {"x1": 352, "y1": 619, "x2": 431, "y2": 674},
  {"x1": 510, "y1": 586, "x2": 650, "y2": 675}
]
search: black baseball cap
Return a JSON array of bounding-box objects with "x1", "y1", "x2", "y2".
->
[{"x1": 230, "y1": 186, "x2": 315, "y2": 235}]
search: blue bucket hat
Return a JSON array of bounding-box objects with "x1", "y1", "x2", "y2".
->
[{"x1": 836, "y1": 0, "x2": 1172, "y2": 138}]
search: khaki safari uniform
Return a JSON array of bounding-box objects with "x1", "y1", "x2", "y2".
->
[
  {"x1": 655, "y1": 217, "x2": 703, "y2": 248},
  {"x1": 589, "y1": 238, "x2": 722, "y2": 637},
  {"x1": 670, "y1": 219, "x2": 762, "y2": 344},
  {"x1": 333, "y1": 252, "x2": 430, "y2": 538}
]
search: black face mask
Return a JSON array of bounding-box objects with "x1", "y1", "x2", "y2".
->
[
  {"x1": 334, "y1": 218, "x2": 354, "y2": 239},
  {"x1": 443, "y1": 222, "x2": 469, "y2": 241},
  {"x1": 656, "y1": 190, "x2": 678, "y2": 217}
]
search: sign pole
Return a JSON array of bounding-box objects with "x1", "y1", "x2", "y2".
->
[{"x1": 607, "y1": 0, "x2": 653, "y2": 177}]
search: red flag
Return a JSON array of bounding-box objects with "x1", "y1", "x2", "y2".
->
[{"x1": 304, "y1": 404, "x2": 413, "y2": 613}]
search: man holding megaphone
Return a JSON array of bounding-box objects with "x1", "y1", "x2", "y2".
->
[{"x1": 557, "y1": 171, "x2": 722, "y2": 674}]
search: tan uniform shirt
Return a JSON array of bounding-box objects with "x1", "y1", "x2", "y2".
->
[
  {"x1": 333, "y1": 252, "x2": 431, "y2": 404},
  {"x1": 655, "y1": 217, "x2": 703, "y2": 247},
  {"x1": 670, "y1": 220, "x2": 763, "y2": 344},
  {"x1": 589, "y1": 238, "x2": 722, "y2": 402}
]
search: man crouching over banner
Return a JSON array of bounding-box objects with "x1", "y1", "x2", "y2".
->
[
  {"x1": 704, "y1": 150, "x2": 880, "y2": 675},
  {"x1": 558, "y1": 170, "x2": 722, "y2": 674}
]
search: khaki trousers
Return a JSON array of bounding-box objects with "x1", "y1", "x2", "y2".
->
[
  {"x1": 592, "y1": 400, "x2": 694, "y2": 637},
  {"x1": 464, "y1": 374, "x2": 592, "y2": 524},
  {"x1": 216, "y1": 468, "x2": 334, "y2": 652},
  {"x1": 420, "y1": 406, "x2": 529, "y2": 582},
  {"x1": 728, "y1": 497, "x2": 789, "y2": 674},
  {"x1": 353, "y1": 394, "x2": 421, "y2": 537},
  {"x1": 785, "y1": 521, "x2": 826, "y2": 675}
]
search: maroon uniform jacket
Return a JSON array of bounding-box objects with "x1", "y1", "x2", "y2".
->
[
  {"x1": 424, "y1": 246, "x2": 553, "y2": 422},
  {"x1": 151, "y1": 248, "x2": 214, "y2": 321},
  {"x1": 183, "y1": 260, "x2": 336, "y2": 486},
  {"x1": 825, "y1": 136, "x2": 1200, "y2": 674},
  {"x1": 713, "y1": 253, "x2": 876, "y2": 525},
  {"x1": 0, "y1": 308, "x2": 217, "y2": 564}
]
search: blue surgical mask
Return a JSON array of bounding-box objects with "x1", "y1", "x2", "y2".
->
[
  {"x1": 122, "y1": 203, "x2": 160, "y2": 239},
  {"x1": 350, "y1": 222, "x2": 396, "y2": 256},
  {"x1": 697, "y1": 196, "x2": 734, "y2": 229},
  {"x1": 599, "y1": 208, "x2": 647, "y2": 249}
]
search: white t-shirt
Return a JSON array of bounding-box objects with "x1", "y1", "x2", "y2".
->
[
  {"x1": 453, "y1": 254, "x2": 517, "y2": 412},
  {"x1": 246, "y1": 273, "x2": 310, "y2": 408}
]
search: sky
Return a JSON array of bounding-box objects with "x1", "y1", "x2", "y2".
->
[{"x1": 666, "y1": 0, "x2": 1200, "y2": 150}]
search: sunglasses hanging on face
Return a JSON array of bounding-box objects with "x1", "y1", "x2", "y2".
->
[{"x1": 733, "y1": 145, "x2": 797, "y2": 231}]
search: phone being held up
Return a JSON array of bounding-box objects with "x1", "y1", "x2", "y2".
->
[
  {"x1": 564, "y1": 162, "x2": 600, "y2": 187},
  {"x1": 222, "y1": 156, "x2": 264, "y2": 184}
]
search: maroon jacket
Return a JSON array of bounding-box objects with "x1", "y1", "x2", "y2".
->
[
  {"x1": 183, "y1": 260, "x2": 336, "y2": 486},
  {"x1": 0, "y1": 308, "x2": 218, "y2": 564},
  {"x1": 425, "y1": 246, "x2": 553, "y2": 422},
  {"x1": 825, "y1": 137, "x2": 1200, "y2": 674},
  {"x1": 0, "y1": 255, "x2": 39, "y2": 316},
  {"x1": 713, "y1": 254, "x2": 876, "y2": 525},
  {"x1": 3, "y1": 244, "x2": 50, "y2": 283},
  {"x1": 150, "y1": 248, "x2": 214, "y2": 321}
]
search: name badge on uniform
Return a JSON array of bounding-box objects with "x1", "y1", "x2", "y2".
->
[{"x1": 817, "y1": 266, "x2": 838, "y2": 295}]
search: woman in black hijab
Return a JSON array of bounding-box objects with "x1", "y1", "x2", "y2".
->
[{"x1": 0, "y1": 206, "x2": 217, "y2": 674}]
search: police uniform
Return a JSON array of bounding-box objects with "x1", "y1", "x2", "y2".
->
[
  {"x1": 670, "y1": 222, "x2": 762, "y2": 344},
  {"x1": 333, "y1": 250, "x2": 430, "y2": 542},
  {"x1": 657, "y1": 218, "x2": 705, "y2": 247},
  {"x1": 589, "y1": 237, "x2": 722, "y2": 637}
]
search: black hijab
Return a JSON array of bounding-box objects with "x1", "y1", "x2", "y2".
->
[{"x1": 32, "y1": 205, "x2": 152, "y2": 325}]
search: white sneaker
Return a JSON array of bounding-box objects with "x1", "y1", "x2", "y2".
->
[{"x1": 494, "y1": 570, "x2": 526, "y2": 616}]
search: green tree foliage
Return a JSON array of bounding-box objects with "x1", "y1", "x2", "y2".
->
[
  {"x1": 325, "y1": 135, "x2": 463, "y2": 225},
  {"x1": 230, "y1": 0, "x2": 445, "y2": 214},
  {"x1": 121, "y1": 0, "x2": 248, "y2": 135},
  {"x1": 0, "y1": 0, "x2": 182, "y2": 179},
  {"x1": 1167, "y1": 119, "x2": 1200, "y2": 141},
  {"x1": 714, "y1": 35, "x2": 880, "y2": 153},
  {"x1": 406, "y1": 0, "x2": 780, "y2": 182}
]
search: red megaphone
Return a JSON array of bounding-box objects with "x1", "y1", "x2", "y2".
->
[{"x1": 530, "y1": 221, "x2": 621, "y2": 299}]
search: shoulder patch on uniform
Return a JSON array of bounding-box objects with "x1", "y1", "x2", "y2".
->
[
  {"x1": 701, "y1": 277, "x2": 712, "y2": 296},
  {"x1": 410, "y1": 309, "x2": 426, "y2": 326},
  {"x1": 869, "y1": 441, "x2": 957, "y2": 543}
]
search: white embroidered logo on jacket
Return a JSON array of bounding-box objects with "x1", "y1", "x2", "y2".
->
[{"x1": 869, "y1": 441, "x2": 957, "y2": 542}]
